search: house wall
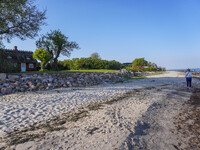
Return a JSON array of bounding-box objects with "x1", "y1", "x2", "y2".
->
[{"x1": 26, "y1": 63, "x2": 37, "y2": 71}]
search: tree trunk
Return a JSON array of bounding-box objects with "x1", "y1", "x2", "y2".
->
[
  {"x1": 41, "y1": 62, "x2": 44, "y2": 71},
  {"x1": 52, "y1": 59, "x2": 58, "y2": 71}
]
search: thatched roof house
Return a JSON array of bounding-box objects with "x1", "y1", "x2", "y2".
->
[{"x1": 0, "y1": 46, "x2": 37, "y2": 72}]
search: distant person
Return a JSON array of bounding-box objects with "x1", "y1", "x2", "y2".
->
[{"x1": 185, "y1": 69, "x2": 192, "y2": 87}]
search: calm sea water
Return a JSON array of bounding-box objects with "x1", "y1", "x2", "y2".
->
[{"x1": 167, "y1": 68, "x2": 200, "y2": 72}]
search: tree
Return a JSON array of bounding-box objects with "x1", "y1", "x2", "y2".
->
[
  {"x1": 0, "y1": 0, "x2": 46, "y2": 46},
  {"x1": 36, "y1": 30, "x2": 79, "y2": 70},
  {"x1": 33, "y1": 49, "x2": 51, "y2": 71},
  {"x1": 132, "y1": 58, "x2": 148, "y2": 67},
  {"x1": 90, "y1": 52, "x2": 101, "y2": 59}
]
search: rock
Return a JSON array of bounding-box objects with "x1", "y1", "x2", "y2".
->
[
  {"x1": 33, "y1": 74, "x2": 38, "y2": 77},
  {"x1": 8, "y1": 75, "x2": 20, "y2": 81},
  {"x1": 0, "y1": 73, "x2": 6, "y2": 81},
  {"x1": 14, "y1": 81, "x2": 20, "y2": 86},
  {"x1": 30, "y1": 85, "x2": 36, "y2": 90},
  {"x1": 23, "y1": 85, "x2": 29, "y2": 89},
  {"x1": 28, "y1": 82, "x2": 33, "y2": 87},
  {"x1": 48, "y1": 78, "x2": 54, "y2": 83},
  {"x1": 3, "y1": 83, "x2": 9, "y2": 87},
  {"x1": 1, "y1": 88, "x2": 6, "y2": 94},
  {"x1": 20, "y1": 88, "x2": 25, "y2": 92},
  {"x1": 36, "y1": 83, "x2": 41, "y2": 87},
  {"x1": 39, "y1": 86, "x2": 44, "y2": 90},
  {"x1": 67, "y1": 81, "x2": 72, "y2": 87},
  {"x1": 1, "y1": 87, "x2": 12, "y2": 94},
  {"x1": 72, "y1": 83, "x2": 78, "y2": 87},
  {"x1": 42, "y1": 79, "x2": 48, "y2": 83},
  {"x1": 72, "y1": 74, "x2": 78, "y2": 79},
  {"x1": 48, "y1": 83, "x2": 53, "y2": 87},
  {"x1": 67, "y1": 77, "x2": 74, "y2": 82}
]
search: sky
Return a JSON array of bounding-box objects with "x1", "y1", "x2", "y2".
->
[{"x1": 3, "y1": 0, "x2": 200, "y2": 69}]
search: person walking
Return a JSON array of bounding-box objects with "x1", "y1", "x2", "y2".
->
[{"x1": 185, "y1": 69, "x2": 192, "y2": 87}]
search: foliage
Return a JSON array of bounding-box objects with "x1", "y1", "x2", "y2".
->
[
  {"x1": 130, "y1": 58, "x2": 165, "y2": 72},
  {"x1": 132, "y1": 58, "x2": 148, "y2": 67},
  {"x1": 33, "y1": 49, "x2": 51, "y2": 71},
  {"x1": 0, "y1": 0, "x2": 46, "y2": 46},
  {"x1": 57, "y1": 58, "x2": 123, "y2": 70},
  {"x1": 90, "y1": 52, "x2": 101, "y2": 59},
  {"x1": 58, "y1": 59, "x2": 71, "y2": 70},
  {"x1": 36, "y1": 30, "x2": 79, "y2": 70}
]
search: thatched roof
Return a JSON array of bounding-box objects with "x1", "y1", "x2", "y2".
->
[{"x1": 0, "y1": 48, "x2": 37, "y2": 63}]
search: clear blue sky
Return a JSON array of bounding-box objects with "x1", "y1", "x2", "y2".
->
[{"x1": 4, "y1": 0, "x2": 200, "y2": 69}]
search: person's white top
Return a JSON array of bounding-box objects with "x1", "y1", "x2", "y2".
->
[{"x1": 185, "y1": 71, "x2": 192, "y2": 78}]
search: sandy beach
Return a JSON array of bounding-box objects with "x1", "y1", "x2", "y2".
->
[{"x1": 0, "y1": 71, "x2": 200, "y2": 150}]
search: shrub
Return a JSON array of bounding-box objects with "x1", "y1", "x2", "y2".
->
[{"x1": 57, "y1": 58, "x2": 123, "y2": 70}]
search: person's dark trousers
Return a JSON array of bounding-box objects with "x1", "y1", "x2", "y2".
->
[{"x1": 186, "y1": 77, "x2": 192, "y2": 87}]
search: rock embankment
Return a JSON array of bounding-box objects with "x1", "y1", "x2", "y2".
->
[{"x1": 0, "y1": 71, "x2": 134, "y2": 95}]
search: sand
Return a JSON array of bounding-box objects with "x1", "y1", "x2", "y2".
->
[{"x1": 0, "y1": 71, "x2": 200, "y2": 150}]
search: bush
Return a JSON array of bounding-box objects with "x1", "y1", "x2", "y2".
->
[
  {"x1": 58, "y1": 60, "x2": 71, "y2": 70},
  {"x1": 57, "y1": 58, "x2": 123, "y2": 70}
]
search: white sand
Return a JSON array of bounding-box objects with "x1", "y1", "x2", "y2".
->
[{"x1": 0, "y1": 71, "x2": 199, "y2": 149}]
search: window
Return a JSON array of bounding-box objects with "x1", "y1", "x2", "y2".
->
[
  {"x1": 26, "y1": 57, "x2": 30, "y2": 60},
  {"x1": 29, "y1": 64, "x2": 34, "y2": 68},
  {"x1": 7, "y1": 56, "x2": 12, "y2": 59}
]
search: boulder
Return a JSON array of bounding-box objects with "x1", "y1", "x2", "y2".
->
[
  {"x1": 20, "y1": 88, "x2": 25, "y2": 92},
  {"x1": 1, "y1": 88, "x2": 6, "y2": 94},
  {"x1": 14, "y1": 81, "x2": 20, "y2": 86},
  {"x1": 3, "y1": 83, "x2": 9, "y2": 87},
  {"x1": 28, "y1": 82, "x2": 33, "y2": 87},
  {"x1": 1, "y1": 87, "x2": 12, "y2": 94},
  {"x1": 48, "y1": 83, "x2": 53, "y2": 87},
  {"x1": 30, "y1": 85, "x2": 36, "y2": 90},
  {"x1": 8, "y1": 75, "x2": 20, "y2": 81},
  {"x1": 0, "y1": 73, "x2": 6, "y2": 81}
]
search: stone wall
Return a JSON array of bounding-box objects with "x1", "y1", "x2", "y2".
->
[{"x1": 0, "y1": 71, "x2": 134, "y2": 95}]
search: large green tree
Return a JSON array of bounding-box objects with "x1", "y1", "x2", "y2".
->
[
  {"x1": 0, "y1": 0, "x2": 46, "y2": 47},
  {"x1": 132, "y1": 58, "x2": 148, "y2": 67},
  {"x1": 36, "y1": 30, "x2": 79, "y2": 70},
  {"x1": 33, "y1": 49, "x2": 51, "y2": 71}
]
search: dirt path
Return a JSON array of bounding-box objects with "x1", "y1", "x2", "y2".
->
[{"x1": 1, "y1": 71, "x2": 200, "y2": 150}]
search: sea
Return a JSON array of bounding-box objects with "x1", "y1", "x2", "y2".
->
[{"x1": 167, "y1": 68, "x2": 200, "y2": 72}]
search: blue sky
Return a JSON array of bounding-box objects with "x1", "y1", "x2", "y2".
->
[{"x1": 4, "y1": 0, "x2": 200, "y2": 69}]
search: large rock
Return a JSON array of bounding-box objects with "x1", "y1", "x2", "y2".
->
[
  {"x1": 1, "y1": 87, "x2": 12, "y2": 94},
  {"x1": 0, "y1": 73, "x2": 6, "y2": 81},
  {"x1": 8, "y1": 75, "x2": 20, "y2": 81}
]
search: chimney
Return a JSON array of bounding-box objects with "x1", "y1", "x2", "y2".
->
[{"x1": 14, "y1": 46, "x2": 18, "y2": 51}]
